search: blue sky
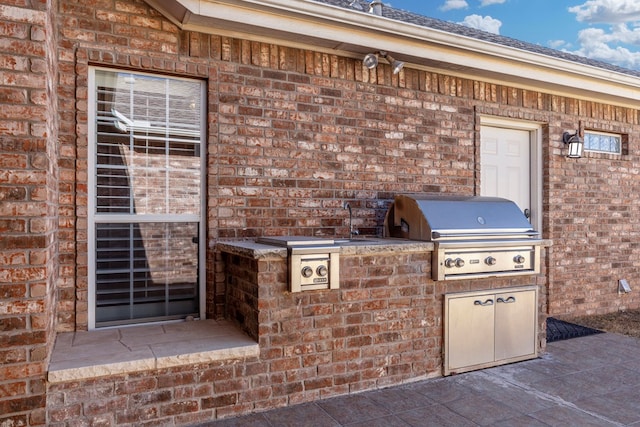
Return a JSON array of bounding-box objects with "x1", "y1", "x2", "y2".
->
[{"x1": 387, "y1": 0, "x2": 640, "y2": 70}]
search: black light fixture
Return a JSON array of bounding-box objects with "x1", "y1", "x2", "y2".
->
[
  {"x1": 362, "y1": 51, "x2": 405, "y2": 74},
  {"x1": 563, "y1": 130, "x2": 584, "y2": 158}
]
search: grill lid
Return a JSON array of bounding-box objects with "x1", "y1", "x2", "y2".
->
[{"x1": 389, "y1": 194, "x2": 537, "y2": 241}]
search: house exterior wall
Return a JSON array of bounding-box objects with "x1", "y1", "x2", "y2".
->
[
  {"x1": 2, "y1": 0, "x2": 640, "y2": 424},
  {"x1": 0, "y1": 1, "x2": 59, "y2": 426},
  {"x1": 54, "y1": 0, "x2": 640, "y2": 332}
]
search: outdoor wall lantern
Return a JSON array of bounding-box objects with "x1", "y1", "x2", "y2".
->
[
  {"x1": 563, "y1": 130, "x2": 584, "y2": 158},
  {"x1": 363, "y1": 51, "x2": 405, "y2": 74}
]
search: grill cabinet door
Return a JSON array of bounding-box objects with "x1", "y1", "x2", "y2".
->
[
  {"x1": 444, "y1": 286, "x2": 538, "y2": 375},
  {"x1": 446, "y1": 294, "x2": 495, "y2": 371},
  {"x1": 494, "y1": 289, "x2": 537, "y2": 361}
]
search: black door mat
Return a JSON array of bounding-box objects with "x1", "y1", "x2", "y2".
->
[{"x1": 546, "y1": 317, "x2": 604, "y2": 343}]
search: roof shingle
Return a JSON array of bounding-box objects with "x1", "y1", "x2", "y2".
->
[{"x1": 312, "y1": 0, "x2": 640, "y2": 77}]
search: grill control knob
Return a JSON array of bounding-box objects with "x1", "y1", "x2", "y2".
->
[
  {"x1": 485, "y1": 256, "x2": 497, "y2": 266},
  {"x1": 455, "y1": 258, "x2": 465, "y2": 268},
  {"x1": 514, "y1": 255, "x2": 526, "y2": 264},
  {"x1": 316, "y1": 265, "x2": 328, "y2": 277},
  {"x1": 444, "y1": 258, "x2": 456, "y2": 268},
  {"x1": 301, "y1": 266, "x2": 313, "y2": 278}
]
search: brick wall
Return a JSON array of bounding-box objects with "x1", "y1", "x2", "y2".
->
[
  {"x1": 53, "y1": 0, "x2": 640, "y2": 331},
  {"x1": 0, "y1": 0, "x2": 636, "y2": 422},
  {"x1": 547, "y1": 113, "x2": 640, "y2": 316},
  {"x1": 45, "y1": 246, "x2": 547, "y2": 424},
  {"x1": 224, "y1": 252, "x2": 263, "y2": 341},
  {"x1": 0, "y1": 1, "x2": 58, "y2": 425}
]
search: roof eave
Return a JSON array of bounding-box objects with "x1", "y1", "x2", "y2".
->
[{"x1": 145, "y1": 0, "x2": 640, "y2": 108}]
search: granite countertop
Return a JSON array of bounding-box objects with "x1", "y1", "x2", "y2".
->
[
  {"x1": 216, "y1": 237, "x2": 551, "y2": 258},
  {"x1": 216, "y1": 237, "x2": 435, "y2": 258}
]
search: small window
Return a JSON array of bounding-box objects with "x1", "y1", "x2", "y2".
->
[{"x1": 584, "y1": 131, "x2": 622, "y2": 154}]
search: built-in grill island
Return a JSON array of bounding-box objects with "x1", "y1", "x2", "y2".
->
[
  {"x1": 385, "y1": 194, "x2": 543, "y2": 281},
  {"x1": 385, "y1": 194, "x2": 546, "y2": 375}
]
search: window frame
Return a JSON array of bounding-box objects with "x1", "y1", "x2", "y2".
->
[
  {"x1": 583, "y1": 130, "x2": 622, "y2": 155},
  {"x1": 87, "y1": 66, "x2": 207, "y2": 329}
]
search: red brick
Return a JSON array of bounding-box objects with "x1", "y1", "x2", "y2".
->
[
  {"x1": 130, "y1": 390, "x2": 172, "y2": 406},
  {"x1": 0, "y1": 284, "x2": 27, "y2": 299},
  {"x1": 116, "y1": 406, "x2": 159, "y2": 424},
  {"x1": 201, "y1": 393, "x2": 237, "y2": 409},
  {"x1": 0, "y1": 380, "x2": 26, "y2": 396},
  {"x1": 157, "y1": 372, "x2": 197, "y2": 388},
  {"x1": 200, "y1": 365, "x2": 234, "y2": 382},
  {"x1": 303, "y1": 377, "x2": 332, "y2": 390},
  {"x1": 47, "y1": 403, "x2": 82, "y2": 423},
  {"x1": 0, "y1": 87, "x2": 27, "y2": 103},
  {"x1": 0, "y1": 348, "x2": 26, "y2": 364},
  {"x1": 84, "y1": 397, "x2": 128, "y2": 416},
  {"x1": 0, "y1": 395, "x2": 45, "y2": 419},
  {"x1": 0, "y1": 331, "x2": 46, "y2": 347},
  {"x1": 0, "y1": 22, "x2": 29, "y2": 38},
  {"x1": 0, "y1": 316, "x2": 26, "y2": 331},
  {"x1": 115, "y1": 377, "x2": 158, "y2": 394},
  {"x1": 160, "y1": 400, "x2": 199, "y2": 416}
]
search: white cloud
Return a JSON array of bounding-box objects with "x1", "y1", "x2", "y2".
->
[
  {"x1": 459, "y1": 14, "x2": 502, "y2": 34},
  {"x1": 549, "y1": 39, "x2": 571, "y2": 49},
  {"x1": 569, "y1": 0, "x2": 640, "y2": 24},
  {"x1": 479, "y1": 0, "x2": 506, "y2": 6},
  {"x1": 569, "y1": 27, "x2": 640, "y2": 69},
  {"x1": 565, "y1": 1, "x2": 640, "y2": 69},
  {"x1": 440, "y1": 0, "x2": 468, "y2": 12}
]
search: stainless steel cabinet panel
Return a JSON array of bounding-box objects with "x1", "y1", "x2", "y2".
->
[
  {"x1": 495, "y1": 289, "x2": 536, "y2": 361},
  {"x1": 447, "y1": 294, "x2": 495, "y2": 371},
  {"x1": 444, "y1": 286, "x2": 537, "y2": 375}
]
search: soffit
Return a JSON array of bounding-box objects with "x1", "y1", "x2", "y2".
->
[{"x1": 146, "y1": 0, "x2": 640, "y2": 108}]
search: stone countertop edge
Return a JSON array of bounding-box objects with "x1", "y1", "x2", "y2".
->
[
  {"x1": 215, "y1": 238, "x2": 551, "y2": 259},
  {"x1": 216, "y1": 238, "x2": 436, "y2": 258}
]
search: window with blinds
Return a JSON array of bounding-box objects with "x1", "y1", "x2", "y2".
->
[{"x1": 88, "y1": 68, "x2": 205, "y2": 328}]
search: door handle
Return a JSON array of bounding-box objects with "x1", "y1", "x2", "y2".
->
[
  {"x1": 474, "y1": 299, "x2": 494, "y2": 306},
  {"x1": 497, "y1": 296, "x2": 516, "y2": 304}
]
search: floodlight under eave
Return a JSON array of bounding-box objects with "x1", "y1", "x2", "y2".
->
[
  {"x1": 363, "y1": 53, "x2": 379, "y2": 69},
  {"x1": 385, "y1": 53, "x2": 405, "y2": 74}
]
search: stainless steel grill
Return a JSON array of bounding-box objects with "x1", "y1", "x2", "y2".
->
[{"x1": 385, "y1": 194, "x2": 543, "y2": 280}]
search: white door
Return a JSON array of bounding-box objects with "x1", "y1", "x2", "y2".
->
[{"x1": 481, "y1": 126, "x2": 531, "y2": 218}]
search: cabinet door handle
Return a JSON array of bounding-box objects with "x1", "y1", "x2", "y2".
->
[
  {"x1": 474, "y1": 299, "x2": 494, "y2": 306},
  {"x1": 497, "y1": 296, "x2": 516, "y2": 304}
]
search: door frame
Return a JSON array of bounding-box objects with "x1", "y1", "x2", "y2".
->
[{"x1": 479, "y1": 116, "x2": 543, "y2": 232}]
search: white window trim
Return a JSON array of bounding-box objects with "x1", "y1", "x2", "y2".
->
[{"x1": 87, "y1": 66, "x2": 207, "y2": 329}]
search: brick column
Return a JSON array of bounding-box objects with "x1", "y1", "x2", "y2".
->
[{"x1": 0, "y1": 1, "x2": 58, "y2": 425}]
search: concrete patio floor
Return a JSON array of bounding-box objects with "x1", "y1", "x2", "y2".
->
[{"x1": 201, "y1": 332, "x2": 640, "y2": 426}]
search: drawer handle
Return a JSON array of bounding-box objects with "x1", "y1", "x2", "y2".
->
[
  {"x1": 497, "y1": 296, "x2": 516, "y2": 304},
  {"x1": 474, "y1": 299, "x2": 494, "y2": 306}
]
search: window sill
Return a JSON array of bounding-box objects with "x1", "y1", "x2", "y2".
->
[{"x1": 47, "y1": 319, "x2": 259, "y2": 383}]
